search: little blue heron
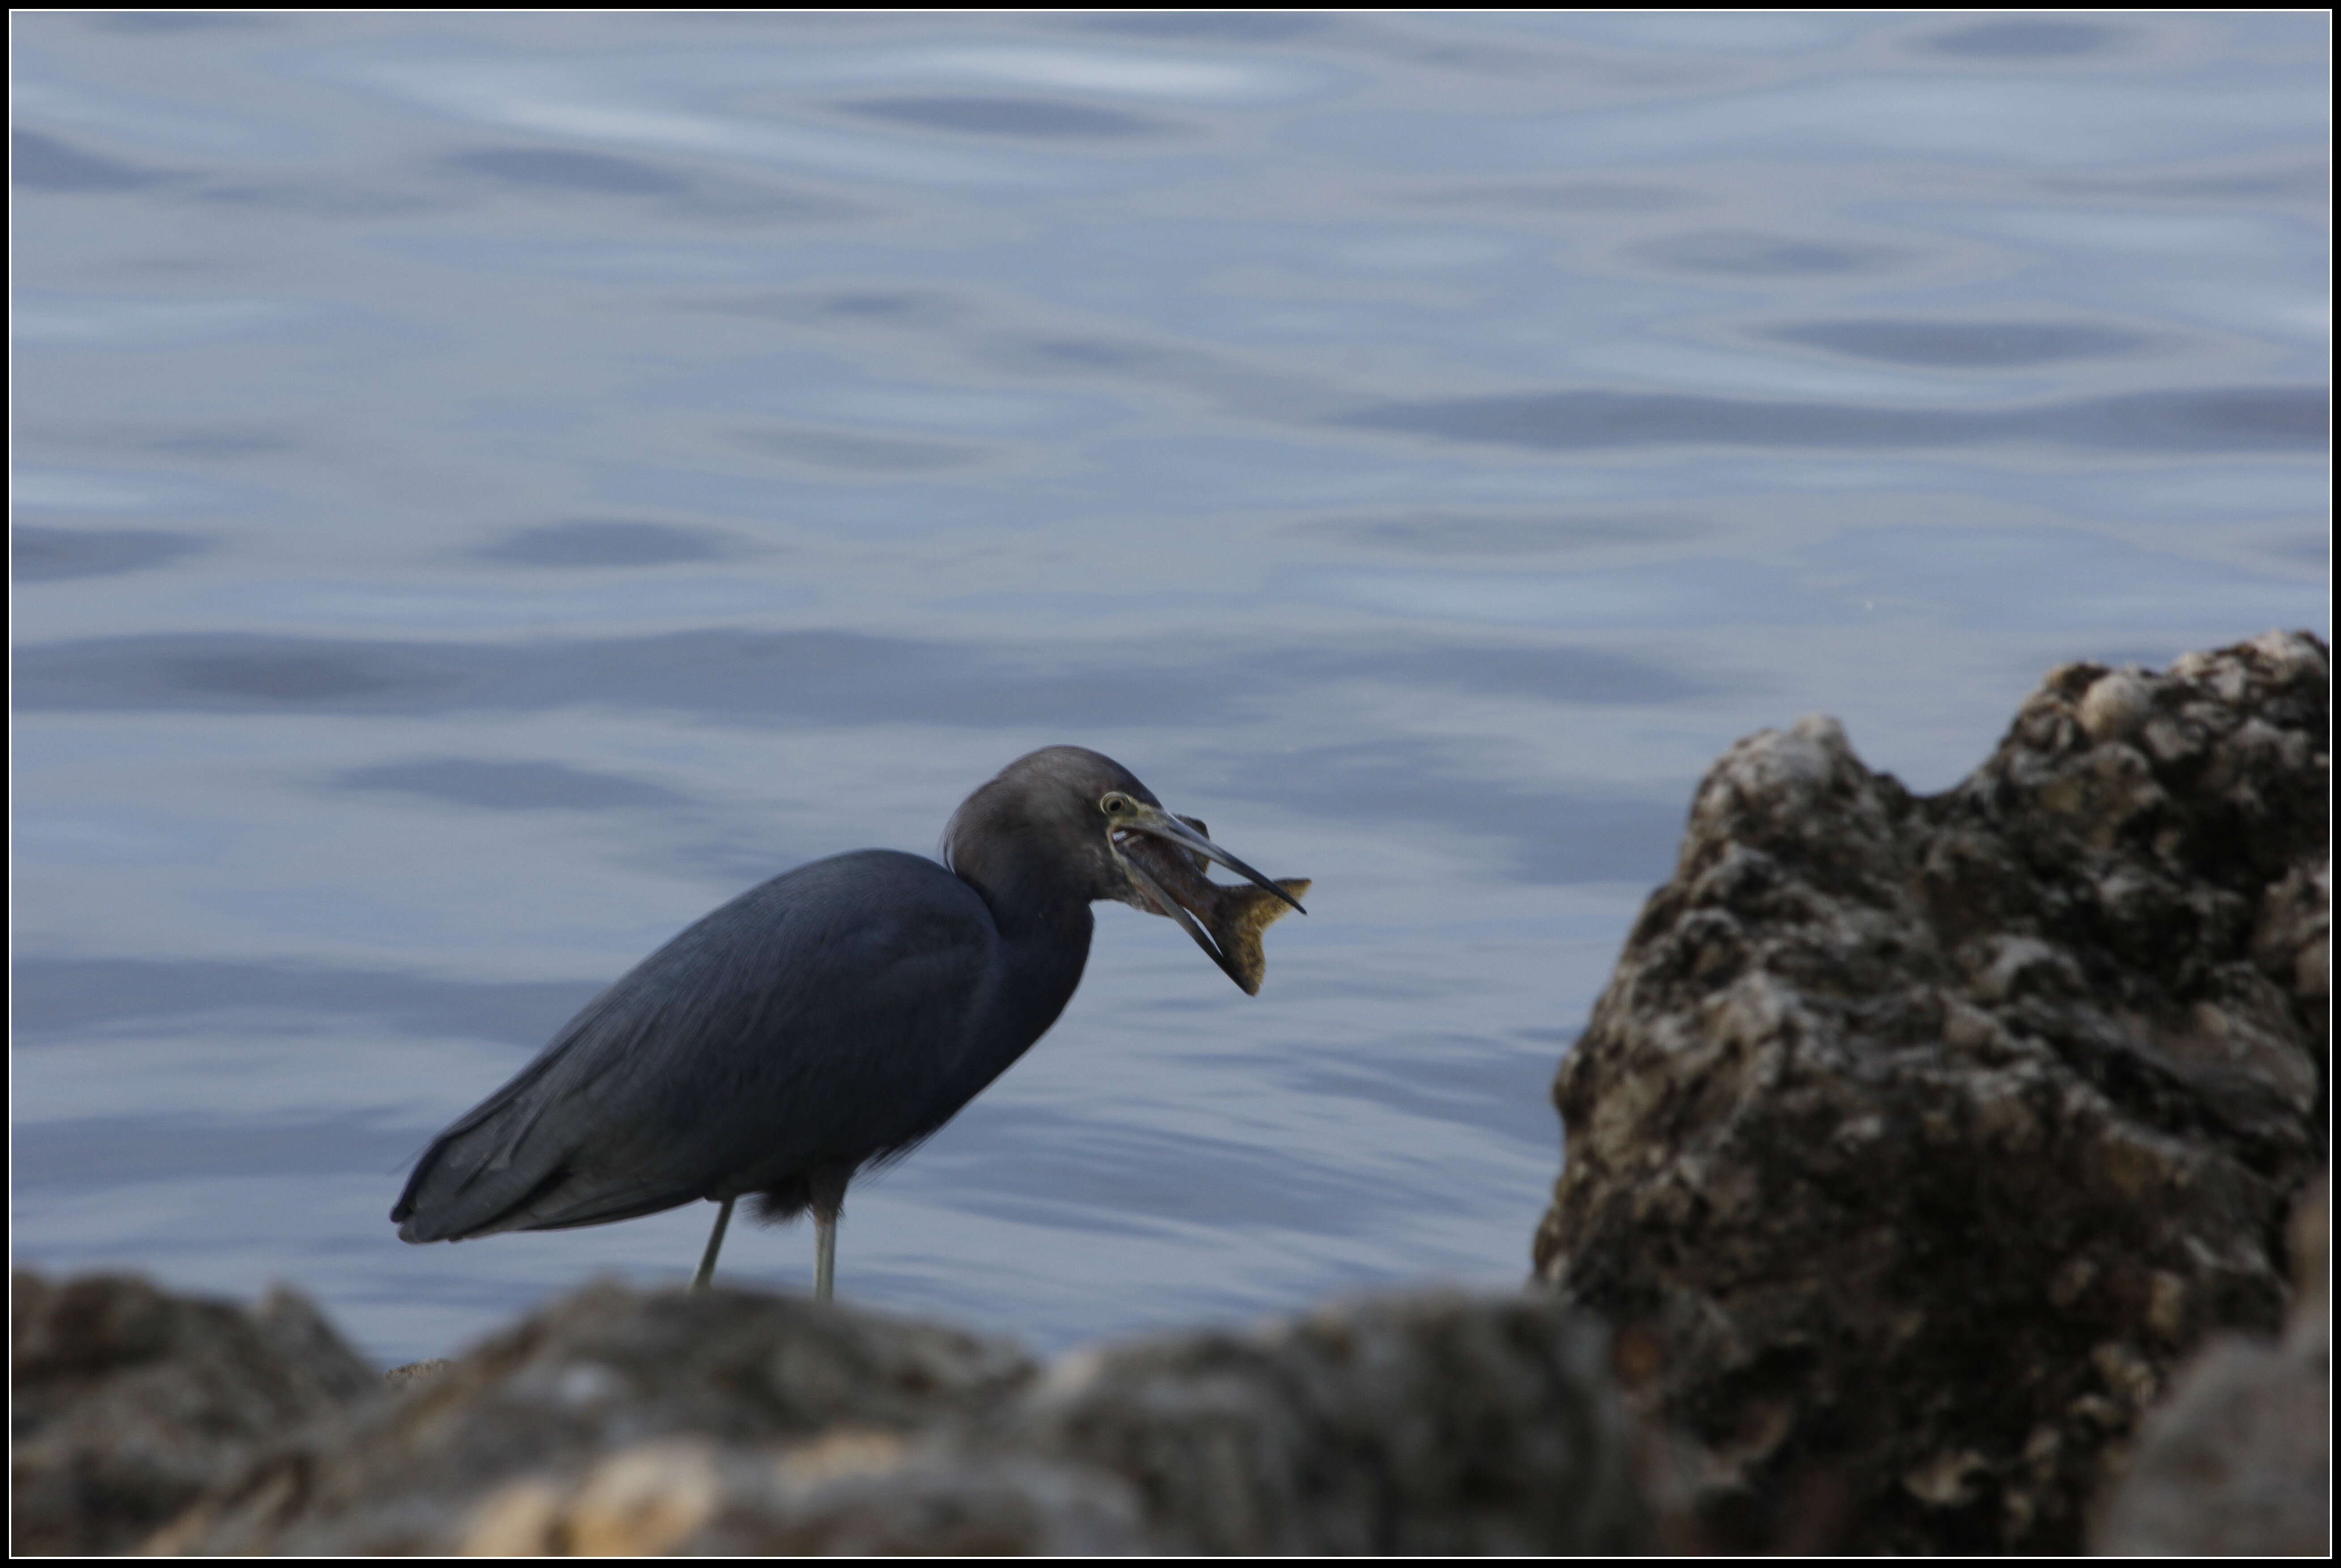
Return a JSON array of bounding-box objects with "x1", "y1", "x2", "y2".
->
[{"x1": 391, "y1": 746, "x2": 1303, "y2": 1300}]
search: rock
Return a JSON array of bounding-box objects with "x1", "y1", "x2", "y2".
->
[
  {"x1": 149, "y1": 1280, "x2": 1644, "y2": 1554},
  {"x1": 151, "y1": 1279, "x2": 1039, "y2": 1554},
  {"x1": 1533, "y1": 631, "x2": 2329, "y2": 1553},
  {"x1": 458, "y1": 1432, "x2": 1146, "y2": 1555},
  {"x1": 1002, "y1": 1289, "x2": 1646, "y2": 1555},
  {"x1": 2090, "y1": 1172, "x2": 2329, "y2": 1555},
  {"x1": 381, "y1": 1360, "x2": 452, "y2": 1394},
  {"x1": 9, "y1": 1271, "x2": 376, "y2": 1556}
]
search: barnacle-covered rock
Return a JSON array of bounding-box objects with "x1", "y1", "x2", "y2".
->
[
  {"x1": 1534, "y1": 631, "x2": 2328, "y2": 1553},
  {"x1": 145, "y1": 1281, "x2": 1642, "y2": 1555},
  {"x1": 10, "y1": 1272, "x2": 376, "y2": 1555}
]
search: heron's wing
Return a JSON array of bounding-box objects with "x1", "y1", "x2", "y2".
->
[{"x1": 393, "y1": 850, "x2": 997, "y2": 1241}]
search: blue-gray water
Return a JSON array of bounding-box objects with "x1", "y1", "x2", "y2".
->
[{"x1": 12, "y1": 12, "x2": 2328, "y2": 1368}]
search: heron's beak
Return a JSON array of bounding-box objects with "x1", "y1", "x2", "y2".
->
[
  {"x1": 1118, "y1": 847, "x2": 1239, "y2": 984},
  {"x1": 1118, "y1": 802, "x2": 1305, "y2": 915},
  {"x1": 1111, "y1": 803, "x2": 1307, "y2": 993}
]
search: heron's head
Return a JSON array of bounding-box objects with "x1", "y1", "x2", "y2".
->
[{"x1": 943, "y1": 746, "x2": 1301, "y2": 947}]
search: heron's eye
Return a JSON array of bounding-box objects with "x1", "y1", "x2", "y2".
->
[{"x1": 1102, "y1": 795, "x2": 1127, "y2": 815}]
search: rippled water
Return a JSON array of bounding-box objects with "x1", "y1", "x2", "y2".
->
[{"x1": 13, "y1": 12, "x2": 2328, "y2": 1366}]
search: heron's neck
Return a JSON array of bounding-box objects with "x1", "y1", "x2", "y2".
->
[{"x1": 957, "y1": 861, "x2": 1094, "y2": 1039}]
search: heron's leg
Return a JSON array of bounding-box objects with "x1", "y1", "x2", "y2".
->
[
  {"x1": 691, "y1": 1196, "x2": 735, "y2": 1294},
  {"x1": 808, "y1": 1170, "x2": 849, "y2": 1303},
  {"x1": 814, "y1": 1209, "x2": 837, "y2": 1302}
]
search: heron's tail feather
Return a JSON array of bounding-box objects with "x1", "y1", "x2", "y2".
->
[{"x1": 391, "y1": 1093, "x2": 700, "y2": 1242}]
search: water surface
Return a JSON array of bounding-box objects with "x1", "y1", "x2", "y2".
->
[{"x1": 13, "y1": 11, "x2": 2328, "y2": 1365}]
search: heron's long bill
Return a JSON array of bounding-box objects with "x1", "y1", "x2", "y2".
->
[{"x1": 1112, "y1": 803, "x2": 1308, "y2": 995}]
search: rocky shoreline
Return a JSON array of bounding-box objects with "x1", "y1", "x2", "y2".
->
[
  {"x1": 1536, "y1": 628, "x2": 2328, "y2": 1552},
  {"x1": 14, "y1": 631, "x2": 2327, "y2": 1555}
]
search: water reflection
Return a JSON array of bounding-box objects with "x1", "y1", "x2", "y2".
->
[
  {"x1": 14, "y1": 294, "x2": 308, "y2": 348},
  {"x1": 1636, "y1": 229, "x2": 1904, "y2": 277},
  {"x1": 471, "y1": 519, "x2": 742, "y2": 568},
  {"x1": 14, "y1": 1114, "x2": 418, "y2": 1192},
  {"x1": 1080, "y1": 12, "x2": 1332, "y2": 43},
  {"x1": 1305, "y1": 524, "x2": 2314, "y2": 635},
  {"x1": 11, "y1": 127, "x2": 172, "y2": 191},
  {"x1": 11, "y1": 9, "x2": 2326, "y2": 1365},
  {"x1": 14, "y1": 525, "x2": 206, "y2": 581},
  {"x1": 446, "y1": 145, "x2": 692, "y2": 196},
  {"x1": 14, "y1": 956, "x2": 596, "y2": 1049},
  {"x1": 1917, "y1": 20, "x2": 2129, "y2": 61},
  {"x1": 1299, "y1": 511, "x2": 1713, "y2": 555},
  {"x1": 689, "y1": 287, "x2": 963, "y2": 326},
  {"x1": 1346, "y1": 386, "x2": 2328, "y2": 453},
  {"x1": 1217, "y1": 741, "x2": 1688, "y2": 885},
  {"x1": 17, "y1": 628, "x2": 1716, "y2": 722},
  {"x1": 1762, "y1": 319, "x2": 2154, "y2": 369},
  {"x1": 726, "y1": 424, "x2": 984, "y2": 471},
  {"x1": 1408, "y1": 178, "x2": 1697, "y2": 213},
  {"x1": 2038, "y1": 163, "x2": 2328, "y2": 203},
  {"x1": 838, "y1": 95, "x2": 1175, "y2": 139},
  {"x1": 334, "y1": 758, "x2": 689, "y2": 813},
  {"x1": 86, "y1": 12, "x2": 272, "y2": 33}
]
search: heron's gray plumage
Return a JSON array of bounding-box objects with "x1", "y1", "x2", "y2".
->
[
  {"x1": 395, "y1": 851, "x2": 1008, "y2": 1239},
  {"x1": 390, "y1": 745, "x2": 1300, "y2": 1296}
]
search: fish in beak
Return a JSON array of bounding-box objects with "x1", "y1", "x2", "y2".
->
[{"x1": 1103, "y1": 796, "x2": 1308, "y2": 996}]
